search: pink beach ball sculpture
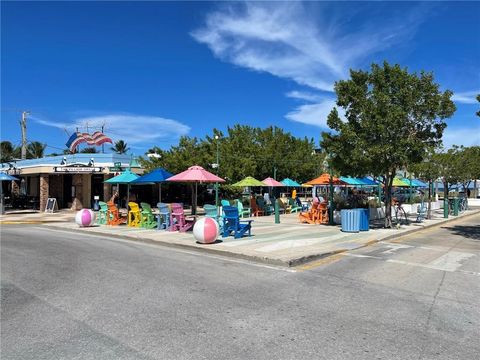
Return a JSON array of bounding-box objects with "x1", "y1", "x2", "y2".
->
[
  {"x1": 75, "y1": 209, "x2": 96, "y2": 227},
  {"x1": 193, "y1": 217, "x2": 219, "y2": 244}
]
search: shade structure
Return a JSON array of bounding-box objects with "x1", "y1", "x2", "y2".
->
[
  {"x1": 262, "y1": 177, "x2": 284, "y2": 187},
  {"x1": 232, "y1": 176, "x2": 266, "y2": 187},
  {"x1": 0, "y1": 173, "x2": 19, "y2": 181},
  {"x1": 340, "y1": 176, "x2": 366, "y2": 186},
  {"x1": 306, "y1": 173, "x2": 344, "y2": 186},
  {"x1": 167, "y1": 165, "x2": 225, "y2": 215},
  {"x1": 358, "y1": 177, "x2": 379, "y2": 186},
  {"x1": 281, "y1": 178, "x2": 301, "y2": 187},
  {"x1": 401, "y1": 178, "x2": 428, "y2": 188},
  {"x1": 132, "y1": 168, "x2": 174, "y2": 203},
  {"x1": 104, "y1": 169, "x2": 140, "y2": 207},
  {"x1": 392, "y1": 177, "x2": 409, "y2": 187}
]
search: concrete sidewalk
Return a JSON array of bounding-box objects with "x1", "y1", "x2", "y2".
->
[{"x1": 37, "y1": 207, "x2": 480, "y2": 267}]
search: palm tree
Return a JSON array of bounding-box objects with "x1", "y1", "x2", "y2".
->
[
  {"x1": 26, "y1": 141, "x2": 46, "y2": 159},
  {"x1": 111, "y1": 140, "x2": 130, "y2": 154},
  {"x1": 1, "y1": 141, "x2": 20, "y2": 162}
]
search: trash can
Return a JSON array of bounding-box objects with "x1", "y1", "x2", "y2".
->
[
  {"x1": 341, "y1": 209, "x2": 360, "y2": 232},
  {"x1": 357, "y1": 208, "x2": 370, "y2": 231}
]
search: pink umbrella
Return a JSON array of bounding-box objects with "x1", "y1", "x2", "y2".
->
[
  {"x1": 262, "y1": 177, "x2": 284, "y2": 187},
  {"x1": 168, "y1": 166, "x2": 225, "y2": 215}
]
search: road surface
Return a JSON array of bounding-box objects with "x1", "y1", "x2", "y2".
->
[{"x1": 2, "y1": 215, "x2": 479, "y2": 359}]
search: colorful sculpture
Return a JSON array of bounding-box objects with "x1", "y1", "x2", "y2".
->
[
  {"x1": 193, "y1": 217, "x2": 219, "y2": 244},
  {"x1": 75, "y1": 209, "x2": 96, "y2": 227}
]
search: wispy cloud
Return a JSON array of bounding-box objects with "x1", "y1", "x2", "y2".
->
[
  {"x1": 285, "y1": 90, "x2": 322, "y2": 102},
  {"x1": 452, "y1": 90, "x2": 479, "y2": 104},
  {"x1": 31, "y1": 113, "x2": 190, "y2": 146},
  {"x1": 192, "y1": 1, "x2": 427, "y2": 127}
]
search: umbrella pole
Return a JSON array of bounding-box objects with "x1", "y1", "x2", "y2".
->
[
  {"x1": 127, "y1": 184, "x2": 130, "y2": 208},
  {"x1": 158, "y1": 183, "x2": 162, "y2": 204},
  {"x1": 194, "y1": 182, "x2": 198, "y2": 216}
]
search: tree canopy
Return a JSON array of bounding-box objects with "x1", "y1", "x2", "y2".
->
[
  {"x1": 140, "y1": 125, "x2": 323, "y2": 183},
  {"x1": 321, "y1": 61, "x2": 456, "y2": 227}
]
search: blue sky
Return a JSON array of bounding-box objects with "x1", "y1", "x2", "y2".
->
[{"x1": 2, "y1": 1, "x2": 479, "y2": 155}]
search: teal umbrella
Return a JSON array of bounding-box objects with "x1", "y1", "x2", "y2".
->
[
  {"x1": 0, "y1": 173, "x2": 19, "y2": 214},
  {"x1": 105, "y1": 169, "x2": 139, "y2": 206},
  {"x1": 281, "y1": 178, "x2": 301, "y2": 187}
]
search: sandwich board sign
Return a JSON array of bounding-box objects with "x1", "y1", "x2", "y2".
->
[{"x1": 45, "y1": 198, "x2": 58, "y2": 213}]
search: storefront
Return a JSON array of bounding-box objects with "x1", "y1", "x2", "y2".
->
[{"x1": 0, "y1": 154, "x2": 143, "y2": 211}]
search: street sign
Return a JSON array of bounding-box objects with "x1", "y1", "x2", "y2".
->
[{"x1": 114, "y1": 162, "x2": 122, "y2": 167}]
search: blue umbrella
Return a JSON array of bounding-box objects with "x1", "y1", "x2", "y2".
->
[
  {"x1": 132, "y1": 168, "x2": 174, "y2": 202},
  {"x1": 104, "y1": 169, "x2": 139, "y2": 206},
  {"x1": 281, "y1": 178, "x2": 302, "y2": 187},
  {"x1": 0, "y1": 173, "x2": 19, "y2": 181}
]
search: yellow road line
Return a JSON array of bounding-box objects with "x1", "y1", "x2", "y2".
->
[{"x1": 296, "y1": 252, "x2": 345, "y2": 271}]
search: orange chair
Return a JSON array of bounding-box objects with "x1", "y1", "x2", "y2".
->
[
  {"x1": 106, "y1": 201, "x2": 126, "y2": 225},
  {"x1": 250, "y1": 197, "x2": 264, "y2": 217},
  {"x1": 298, "y1": 202, "x2": 320, "y2": 224},
  {"x1": 317, "y1": 201, "x2": 329, "y2": 224}
]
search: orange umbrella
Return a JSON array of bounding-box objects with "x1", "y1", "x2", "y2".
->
[{"x1": 306, "y1": 173, "x2": 345, "y2": 186}]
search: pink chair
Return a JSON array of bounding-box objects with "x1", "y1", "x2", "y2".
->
[{"x1": 169, "y1": 203, "x2": 195, "y2": 232}]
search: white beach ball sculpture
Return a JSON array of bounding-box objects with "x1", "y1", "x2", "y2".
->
[
  {"x1": 75, "y1": 209, "x2": 96, "y2": 227},
  {"x1": 193, "y1": 217, "x2": 220, "y2": 244}
]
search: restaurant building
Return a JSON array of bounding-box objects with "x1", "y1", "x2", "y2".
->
[{"x1": 1, "y1": 153, "x2": 143, "y2": 211}]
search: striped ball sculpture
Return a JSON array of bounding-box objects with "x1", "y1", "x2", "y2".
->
[
  {"x1": 193, "y1": 217, "x2": 219, "y2": 244},
  {"x1": 75, "y1": 209, "x2": 96, "y2": 227}
]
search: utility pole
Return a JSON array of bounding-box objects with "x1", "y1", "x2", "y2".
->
[
  {"x1": 20, "y1": 111, "x2": 30, "y2": 159},
  {"x1": 101, "y1": 123, "x2": 105, "y2": 153}
]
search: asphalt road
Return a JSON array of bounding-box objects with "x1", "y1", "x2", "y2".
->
[{"x1": 2, "y1": 215, "x2": 479, "y2": 360}]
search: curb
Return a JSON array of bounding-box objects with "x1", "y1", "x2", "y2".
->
[{"x1": 42, "y1": 210, "x2": 480, "y2": 269}]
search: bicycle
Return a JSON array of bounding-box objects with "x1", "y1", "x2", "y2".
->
[{"x1": 392, "y1": 198, "x2": 409, "y2": 226}]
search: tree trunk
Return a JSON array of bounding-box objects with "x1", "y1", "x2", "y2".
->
[{"x1": 384, "y1": 174, "x2": 394, "y2": 228}]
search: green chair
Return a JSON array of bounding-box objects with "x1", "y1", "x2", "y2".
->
[
  {"x1": 288, "y1": 198, "x2": 302, "y2": 213},
  {"x1": 236, "y1": 199, "x2": 251, "y2": 218},
  {"x1": 140, "y1": 202, "x2": 157, "y2": 229},
  {"x1": 97, "y1": 201, "x2": 108, "y2": 224}
]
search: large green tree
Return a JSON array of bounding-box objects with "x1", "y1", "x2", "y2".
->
[
  {"x1": 140, "y1": 125, "x2": 322, "y2": 184},
  {"x1": 321, "y1": 61, "x2": 456, "y2": 227}
]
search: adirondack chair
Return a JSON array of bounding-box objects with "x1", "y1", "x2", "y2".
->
[
  {"x1": 236, "y1": 199, "x2": 251, "y2": 218},
  {"x1": 257, "y1": 197, "x2": 273, "y2": 215},
  {"x1": 97, "y1": 201, "x2": 108, "y2": 224},
  {"x1": 288, "y1": 198, "x2": 302, "y2": 213},
  {"x1": 298, "y1": 202, "x2": 320, "y2": 224},
  {"x1": 278, "y1": 198, "x2": 292, "y2": 214},
  {"x1": 249, "y1": 197, "x2": 264, "y2": 216},
  {"x1": 296, "y1": 197, "x2": 309, "y2": 211},
  {"x1": 222, "y1": 206, "x2": 253, "y2": 239},
  {"x1": 169, "y1": 203, "x2": 195, "y2": 232},
  {"x1": 221, "y1": 199, "x2": 231, "y2": 208},
  {"x1": 317, "y1": 201, "x2": 329, "y2": 224},
  {"x1": 204, "y1": 204, "x2": 223, "y2": 229},
  {"x1": 416, "y1": 201, "x2": 427, "y2": 222},
  {"x1": 156, "y1": 202, "x2": 171, "y2": 230},
  {"x1": 128, "y1": 202, "x2": 141, "y2": 227},
  {"x1": 140, "y1": 202, "x2": 157, "y2": 229},
  {"x1": 106, "y1": 201, "x2": 125, "y2": 225}
]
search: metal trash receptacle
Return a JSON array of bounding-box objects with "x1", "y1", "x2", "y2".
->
[
  {"x1": 357, "y1": 208, "x2": 370, "y2": 231},
  {"x1": 341, "y1": 209, "x2": 360, "y2": 232}
]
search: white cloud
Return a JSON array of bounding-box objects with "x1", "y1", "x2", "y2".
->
[
  {"x1": 31, "y1": 113, "x2": 190, "y2": 145},
  {"x1": 285, "y1": 99, "x2": 344, "y2": 127},
  {"x1": 452, "y1": 90, "x2": 479, "y2": 104},
  {"x1": 442, "y1": 126, "x2": 480, "y2": 148},
  {"x1": 285, "y1": 90, "x2": 322, "y2": 102},
  {"x1": 192, "y1": 2, "x2": 424, "y2": 93}
]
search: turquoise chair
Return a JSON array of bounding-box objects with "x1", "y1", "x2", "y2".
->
[
  {"x1": 156, "y1": 202, "x2": 170, "y2": 230},
  {"x1": 236, "y1": 199, "x2": 251, "y2": 218},
  {"x1": 204, "y1": 204, "x2": 223, "y2": 230},
  {"x1": 97, "y1": 201, "x2": 108, "y2": 224}
]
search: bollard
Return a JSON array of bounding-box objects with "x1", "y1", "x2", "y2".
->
[
  {"x1": 274, "y1": 200, "x2": 280, "y2": 224},
  {"x1": 443, "y1": 198, "x2": 448, "y2": 219},
  {"x1": 453, "y1": 197, "x2": 459, "y2": 216}
]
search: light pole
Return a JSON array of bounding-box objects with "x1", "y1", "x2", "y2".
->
[
  {"x1": 323, "y1": 155, "x2": 334, "y2": 225},
  {"x1": 214, "y1": 135, "x2": 220, "y2": 208}
]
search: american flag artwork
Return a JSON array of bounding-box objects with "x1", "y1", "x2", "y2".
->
[{"x1": 65, "y1": 131, "x2": 113, "y2": 152}]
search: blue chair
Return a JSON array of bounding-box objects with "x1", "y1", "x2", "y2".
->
[
  {"x1": 156, "y1": 202, "x2": 171, "y2": 230},
  {"x1": 222, "y1": 206, "x2": 253, "y2": 239}
]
